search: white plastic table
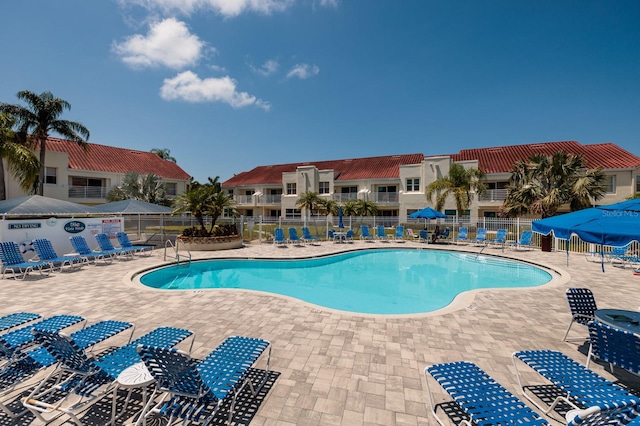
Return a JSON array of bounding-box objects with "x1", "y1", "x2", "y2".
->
[{"x1": 111, "y1": 362, "x2": 154, "y2": 426}]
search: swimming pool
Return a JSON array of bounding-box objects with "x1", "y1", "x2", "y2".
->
[{"x1": 138, "y1": 249, "x2": 552, "y2": 315}]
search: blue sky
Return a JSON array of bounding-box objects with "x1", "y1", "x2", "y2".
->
[{"x1": 1, "y1": 1, "x2": 639, "y2": 183}]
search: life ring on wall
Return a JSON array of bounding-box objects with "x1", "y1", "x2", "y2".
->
[{"x1": 19, "y1": 240, "x2": 34, "y2": 254}]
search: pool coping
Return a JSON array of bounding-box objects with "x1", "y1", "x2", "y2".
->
[{"x1": 123, "y1": 245, "x2": 570, "y2": 319}]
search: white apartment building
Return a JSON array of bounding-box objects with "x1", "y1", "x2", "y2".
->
[{"x1": 222, "y1": 140, "x2": 640, "y2": 221}]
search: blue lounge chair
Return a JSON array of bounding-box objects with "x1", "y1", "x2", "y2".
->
[
  {"x1": 512, "y1": 349, "x2": 640, "y2": 421},
  {"x1": 328, "y1": 229, "x2": 335, "y2": 241},
  {"x1": 136, "y1": 335, "x2": 270, "y2": 425},
  {"x1": 472, "y1": 228, "x2": 487, "y2": 245},
  {"x1": 116, "y1": 231, "x2": 154, "y2": 255},
  {"x1": 376, "y1": 225, "x2": 389, "y2": 241},
  {"x1": 507, "y1": 230, "x2": 534, "y2": 251},
  {"x1": 424, "y1": 361, "x2": 548, "y2": 425},
  {"x1": 0, "y1": 312, "x2": 40, "y2": 334},
  {"x1": 69, "y1": 235, "x2": 115, "y2": 264},
  {"x1": 455, "y1": 227, "x2": 468, "y2": 244},
  {"x1": 273, "y1": 227, "x2": 287, "y2": 245},
  {"x1": 0, "y1": 241, "x2": 52, "y2": 279},
  {"x1": 95, "y1": 233, "x2": 136, "y2": 258},
  {"x1": 418, "y1": 230, "x2": 429, "y2": 243},
  {"x1": 360, "y1": 225, "x2": 373, "y2": 241},
  {"x1": 0, "y1": 318, "x2": 132, "y2": 419},
  {"x1": 288, "y1": 227, "x2": 304, "y2": 244},
  {"x1": 563, "y1": 288, "x2": 598, "y2": 342},
  {"x1": 586, "y1": 320, "x2": 640, "y2": 374},
  {"x1": 32, "y1": 238, "x2": 84, "y2": 271},
  {"x1": 489, "y1": 228, "x2": 508, "y2": 248},
  {"x1": 301, "y1": 227, "x2": 319, "y2": 243},
  {"x1": 394, "y1": 225, "x2": 405, "y2": 241},
  {"x1": 24, "y1": 326, "x2": 193, "y2": 424}
]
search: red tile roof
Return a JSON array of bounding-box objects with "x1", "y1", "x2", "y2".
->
[
  {"x1": 223, "y1": 154, "x2": 425, "y2": 186},
  {"x1": 43, "y1": 137, "x2": 191, "y2": 180},
  {"x1": 223, "y1": 141, "x2": 640, "y2": 186},
  {"x1": 449, "y1": 141, "x2": 640, "y2": 174}
]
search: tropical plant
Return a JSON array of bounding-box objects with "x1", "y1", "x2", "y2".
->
[
  {"x1": 106, "y1": 171, "x2": 170, "y2": 205},
  {"x1": 0, "y1": 90, "x2": 89, "y2": 195},
  {"x1": 501, "y1": 151, "x2": 606, "y2": 218},
  {"x1": 317, "y1": 198, "x2": 339, "y2": 216},
  {"x1": 425, "y1": 163, "x2": 486, "y2": 215},
  {"x1": 0, "y1": 113, "x2": 39, "y2": 199},
  {"x1": 171, "y1": 183, "x2": 236, "y2": 235},
  {"x1": 354, "y1": 199, "x2": 379, "y2": 217},
  {"x1": 296, "y1": 191, "x2": 321, "y2": 219},
  {"x1": 151, "y1": 148, "x2": 176, "y2": 163}
]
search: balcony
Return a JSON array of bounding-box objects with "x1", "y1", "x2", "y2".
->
[
  {"x1": 264, "y1": 194, "x2": 282, "y2": 204},
  {"x1": 478, "y1": 189, "x2": 508, "y2": 202},
  {"x1": 374, "y1": 192, "x2": 399, "y2": 204},
  {"x1": 68, "y1": 186, "x2": 109, "y2": 199},
  {"x1": 332, "y1": 193, "x2": 358, "y2": 203},
  {"x1": 235, "y1": 195, "x2": 253, "y2": 204}
]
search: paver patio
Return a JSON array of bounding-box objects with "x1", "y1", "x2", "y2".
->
[{"x1": 1, "y1": 239, "x2": 639, "y2": 425}]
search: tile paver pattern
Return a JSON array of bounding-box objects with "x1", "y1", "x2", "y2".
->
[{"x1": 1, "y1": 239, "x2": 639, "y2": 425}]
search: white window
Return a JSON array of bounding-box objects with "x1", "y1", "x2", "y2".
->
[
  {"x1": 165, "y1": 182, "x2": 177, "y2": 196},
  {"x1": 45, "y1": 167, "x2": 57, "y2": 184},
  {"x1": 285, "y1": 208, "x2": 301, "y2": 219},
  {"x1": 319, "y1": 181, "x2": 330, "y2": 194},
  {"x1": 636, "y1": 176, "x2": 640, "y2": 193},
  {"x1": 287, "y1": 183, "x2": 296, "y2": 195},
  {"x1": 406, "y1": 178, "x2": 420, "y2": 192},
  {"x1": 604, "y1": 175, "x2": 616, "y2": 194}
]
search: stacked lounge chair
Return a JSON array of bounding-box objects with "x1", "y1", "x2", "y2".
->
[
  {"x1": 137, "y1": 335, "x2": 270, "y2": 425},
  {"x1": 32, "y1": 238, "x2": 85, "y2": 272},
  {"x1": 69, "y1": 235, "x2": 115, "y2": 264},
  {"x1": 95, "y1": 233, "x2": 137, "y2": 258},
  {"x1": 116, "y1": 231, "x2": 154, "y2": 255},
  {"x1": 24, "y1": 325, "x2": 194, "y2": 424},
  {"x1": 0, "y1": 241, "x2": 52, "y2": 279}
]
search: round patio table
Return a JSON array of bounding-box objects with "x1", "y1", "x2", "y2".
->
[{"x1": 594, "y1": 309, "x2": 640, "y2": 334}]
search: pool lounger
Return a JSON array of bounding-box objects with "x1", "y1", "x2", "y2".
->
[
  {"x1": 424, "y1": 360, "x2": 548, "y2": 425},
  {"x1": 512, "y1": 349, "x2": 640, "y2": 423}
]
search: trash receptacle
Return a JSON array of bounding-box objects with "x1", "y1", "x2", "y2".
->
[{"x1": 540, "y1": 234, "x2": 552, "y2": 252}]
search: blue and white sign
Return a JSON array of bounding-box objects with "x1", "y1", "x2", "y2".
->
[{"x1": 63, "y1": 220, "x2": 86, "y2": 233}]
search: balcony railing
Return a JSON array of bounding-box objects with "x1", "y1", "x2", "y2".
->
[
  {"x1": 332, "y1": 193, "x2": 358, "y2": 202},
  {"x1": 264, "y1": 194, "x2": 281, "y2": 204},
  {"x1": 68, "y1": 186, "x2": 109, "y2": 199},
  {"x1": 478, "y1": 189, "x2": 508, "y2": 202},
  {"x1": 374, "y1": 192, "x2": 399, "y2": 203},
  {"x1": 235, "y1": 195, "x2": 253, "y2": 204}
]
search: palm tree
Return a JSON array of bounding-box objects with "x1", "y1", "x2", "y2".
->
[
  {"x1": 501, "y1": 151, "x2": 606, "y2": 219},
  {"x1": 425, "y1": 163, "x2": 486, "y2": 215},
  {"x1": 317, "y1": 198, "x2": 339, "y2": 216},
  {"x1": 501, "y1": 151, "x2": 606, "y2": 252},
  {"x1": 106, "y1": 171, "x2": 169, "y2": 205},
  {"x1": 354, "y1": 199, "x2": 379, "y2": 217},
  {"x1": 296, "y1": 192, "x2": 321, "y2": 222},
  {"x1": 0, "y1": 113, "x2": 39, "y2": 199},
  {"x1": 172, "y1": 185, "x2": 236, "y2": 234},
  {"x1": 0, "y1": 90, "x2": 90, "y2": 195},
  {"x1": 151, "y1": 148, "x2": 177, "y2": 163}
]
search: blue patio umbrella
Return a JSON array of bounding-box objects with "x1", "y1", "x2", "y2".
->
[
  {"x1": 408, "y1": 207, "x2": 447, "y2": 220},
  {"x1": 338, "y1": 206, "x2": 344, "y2": 229},
  {"x1": 533, "y1": 199, "x2": 640, "y2": 270}
]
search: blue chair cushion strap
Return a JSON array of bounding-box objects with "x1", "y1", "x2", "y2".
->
[
  {"x1": 588, "y1": 321, "x2": 640, "y2": 375},
  {"x1": 33, "y1": 329, "x2": 96, "y2": 373},
  {"x1": 199, "y1": 336, "x2": 269, "y2": 400},
  {"x1": 514, "y1": 350, "x2": 635, "y2": 407},
  {"x1": 96, "y1": 327, "x2": 192, "y2": 380},
  {"x1": 428, "y1": 361, "x2": 547, "y2": 425},
  {"x1": 70, "y1": 320, "x2": 133, "y2": 351},
  {"x1": 1, "y1": 315, "x2": 84, "y2": 357},
  {"x1": 0, "y1": 312, "x2": 40, "y2": 332}
]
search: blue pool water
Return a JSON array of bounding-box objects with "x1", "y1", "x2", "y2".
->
[{"x1": 138, "y1": 249, "x2": 552, "y2": 315}]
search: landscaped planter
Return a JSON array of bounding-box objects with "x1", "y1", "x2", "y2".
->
[{"x1": 176, "y1": 234, "x2": 243, "y2": 251}]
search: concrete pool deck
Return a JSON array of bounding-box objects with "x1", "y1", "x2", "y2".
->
[{"x1": 1, "y1": 239, "x2": 639, "y2": 425}]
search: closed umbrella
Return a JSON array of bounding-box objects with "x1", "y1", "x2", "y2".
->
[{"x1": 338, "y1": 206, "x2": 344, "y2": 229}]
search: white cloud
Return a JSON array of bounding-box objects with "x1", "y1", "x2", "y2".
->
[
  {"x1": 319, "y1": 0, "x2": 338, "y2": 7},
  {"x1": 113, "y1": 18, "x2": 205, "y2": 69},
  {"x1": 120, "y1": 0, "x2": 294, "y2": 17},
  {"x1": 252, "y1": 59, "x2": 279, "y2": 76},
  {"x1": 286, "y1": 63, "x2": 320, "y2": 79},
  {"x1": 160, "y1": 71, "x2": 270, "y2": 110}
]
